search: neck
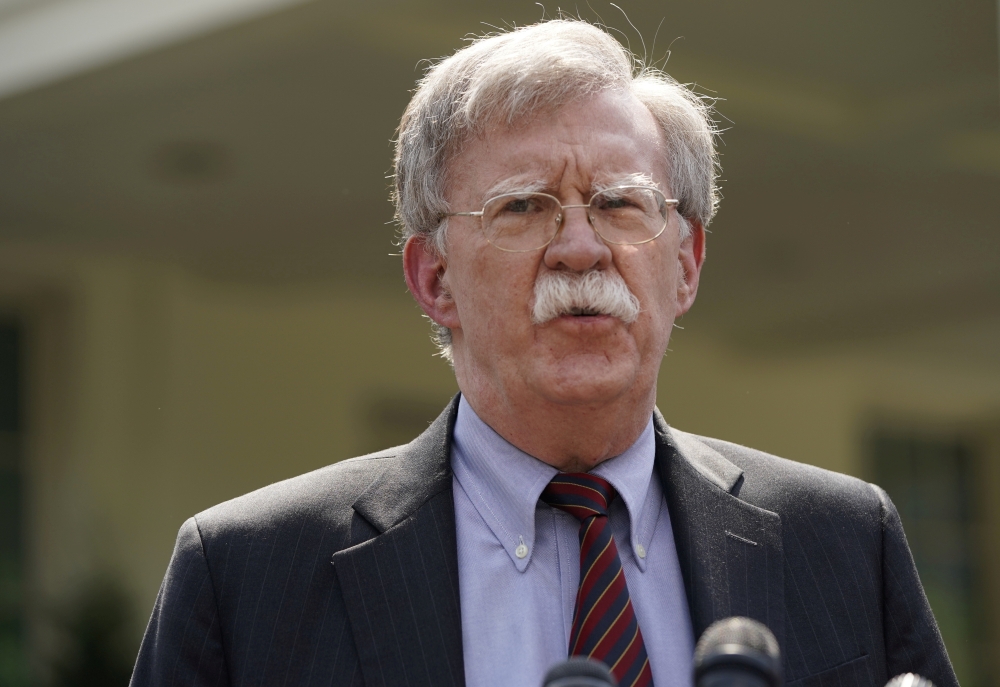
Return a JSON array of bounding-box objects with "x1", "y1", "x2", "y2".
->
[{"x1": 457, "y1": 377, "x2": 656, "y2": 473}]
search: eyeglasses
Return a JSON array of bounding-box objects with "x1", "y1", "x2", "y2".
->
[{"x1": 445, "y1": 186, "x2": 679, "y2": 253}]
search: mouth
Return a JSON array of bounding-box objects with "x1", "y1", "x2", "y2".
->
[{"x1": 567, "y1": 307, "x2": 603, "y2": 317}]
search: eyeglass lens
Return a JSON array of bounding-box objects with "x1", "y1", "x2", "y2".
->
[{"x1": 482, "y1": 187, "x2": 669, "y2": 251}]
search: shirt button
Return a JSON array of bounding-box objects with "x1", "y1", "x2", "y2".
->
[
  {"x1": 515, "y1": 543, "x2": 528, "y2": 559},
  {"x1": 636, "y1": 544, "x2": 646, "y2": 559}
]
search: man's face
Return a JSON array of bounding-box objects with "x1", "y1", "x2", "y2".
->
[{"x1": 406, "y1": 89, "x2": 704, "y2": 417}]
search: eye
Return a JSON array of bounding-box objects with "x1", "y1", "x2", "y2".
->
[
  {"x1": 503, "y1": 197, "x2": 533, "y2": 213},
  {"x1": 597, "y1": 196, "x2": 631, "y2": 210},
  {"x1": 593, "y1": 191, "x2": 640, "y2": 212},
  {"x1": 497, "y1": 194, "x2": 549, "y2": 215},
  {"x1": 593, "y1": 187, "x2": 663, "y2": 217}
]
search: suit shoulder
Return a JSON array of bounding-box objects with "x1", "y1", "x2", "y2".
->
[
  {"x1": 191, "y1": 445, "x2": 408, "y2": 542},
  {"x1": 687, "y1": 432, "x2": 882, "y2": 516}
]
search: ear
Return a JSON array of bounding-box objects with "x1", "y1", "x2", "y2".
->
[
  {"x1": 403, "y1": 235, "x2": 461, "y2": 329},
  {"x1": 675, "y1": 218, "x2": 706, "y2": 317}
]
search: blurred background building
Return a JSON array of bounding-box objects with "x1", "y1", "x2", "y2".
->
[{"x1": 0, "y1": 0, "x2": 998, "y2": 685}]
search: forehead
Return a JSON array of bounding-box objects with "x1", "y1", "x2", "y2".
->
[{"x1": 445, "y1": 90, "x2": 669, "y2": 201}]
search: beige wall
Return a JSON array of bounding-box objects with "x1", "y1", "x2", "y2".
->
[
  {"x1": 6, "y1": 248, "x2": 998, "y2": 668},
  {"x1": 17, "y1": 253, "x2": 462, "y2": 630}
]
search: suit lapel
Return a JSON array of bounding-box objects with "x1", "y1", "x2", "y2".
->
[
  {"x1": 654, "y1": 413, "x2": 785, "y2": 652},
  {"x1": 333, "y1": 397, "x2": 465, "y2": 687},
  {"x1": 332, "y1": 400, "x2": 785, "y2": 686}
]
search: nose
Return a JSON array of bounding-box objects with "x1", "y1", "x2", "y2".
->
[{"x1": 542, "y1": 205, "x2": 613, "y2": 272}]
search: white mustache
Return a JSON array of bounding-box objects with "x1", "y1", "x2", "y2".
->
[{"x1": 531, "y1": 270, "x2": 641, "y2": 325}]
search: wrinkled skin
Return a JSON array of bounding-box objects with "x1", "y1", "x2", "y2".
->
[{"x1": 404, "y1": 89, "x2": 705, "y2": 471}]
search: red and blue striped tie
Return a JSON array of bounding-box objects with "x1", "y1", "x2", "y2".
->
[{"x1": 542, "y1": 473, "x2": 653, "y2": 687}]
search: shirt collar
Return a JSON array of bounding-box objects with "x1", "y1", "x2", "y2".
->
[
  {"x1": 450, "y1": 396, "x2": 656, "y2": 572},
  {"x1": 591, "y1": 421, "x2": 656, "y2": 571}
]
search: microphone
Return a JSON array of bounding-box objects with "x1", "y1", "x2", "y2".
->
[
  {"x1": 694, "y1": 617, "x2": 782, "y2": 687},
  {"x1": 885, "y1": 675, "x2": 935, "y2": 687},
  {"x1": 542, "y1": 657, "x2": 618, "y2": 687}
]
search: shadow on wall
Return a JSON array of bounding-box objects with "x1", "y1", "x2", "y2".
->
[{"x1": 45, "y1": 576, "x2": 138, "y2": 687}]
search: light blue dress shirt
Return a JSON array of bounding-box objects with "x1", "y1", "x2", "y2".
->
[{"x1": 452, "y1": 396, "x2": 694, "y2": 687}]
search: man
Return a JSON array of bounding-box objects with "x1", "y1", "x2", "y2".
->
[{"x1": 131, "y1": 20, "x2": 958, "y2": 687}]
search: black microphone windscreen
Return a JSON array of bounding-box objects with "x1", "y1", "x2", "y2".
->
[
  {"x1": 885, "y1": 674, "x2": 936, "y2": 687},
  {"x1": 694, "y1": 617, "x2": 782, "y2": 687},
  {"x1": 542, "y1": 657, "x2": 618, "y2": 687}
]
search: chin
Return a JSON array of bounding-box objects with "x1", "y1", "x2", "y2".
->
[{"x1": 528, "y1": 352, "x2": 639, "y2": 406}]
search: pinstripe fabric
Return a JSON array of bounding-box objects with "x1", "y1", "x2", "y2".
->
[
  {"x1": 661, "y1": 418, "x2": 958, "y2": 687},
  {"x1": 334, "y1": 491, "x2": 464, "y2": 687},
  {"x1": 130, "y1": 511, "x2": 366, "y2": 687},
  {"x1": 131, "y1": 403, "x2": 463, "y2": 687},
  {"x1": 542, "y1": 474, "x2": 654, "y2": 687},
  {"x1": 132, "y1": 397, "x2": 958, "y2": 687}
]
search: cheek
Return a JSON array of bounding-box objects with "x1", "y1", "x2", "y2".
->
[
  {"x1": 452, "y1": 250, "x2": 536, "y2": 323},
  {"x1": 632, "y1": 257, "x2": 681, "y2": 336},
  {"x1": 630, "y1": 248, "x2": 673, "y2": 295}
]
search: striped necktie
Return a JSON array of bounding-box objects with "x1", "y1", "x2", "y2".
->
[{"x1": 541, "y1": 473, "x2": 653, "y2": 687}]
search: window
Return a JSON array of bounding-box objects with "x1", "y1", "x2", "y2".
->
[
  {"x1": 0, "y1": 324, "x2": 25, "y2": 686},
  {"x1": 870, "y1": 428, "x2": 985, "y2": 687}
]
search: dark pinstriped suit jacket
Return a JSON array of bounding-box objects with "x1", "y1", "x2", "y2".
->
[{"x1": 131, "y1": 396, "x2": 958, "y2": 687}]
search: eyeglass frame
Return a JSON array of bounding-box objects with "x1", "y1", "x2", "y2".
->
[{"x1": 443, "y1": 185, "x2": 681, "y2": 253}]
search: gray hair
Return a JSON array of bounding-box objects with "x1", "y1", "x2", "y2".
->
[{"x1": 392, "y1": 19, "x2": 721, "y2": 359}]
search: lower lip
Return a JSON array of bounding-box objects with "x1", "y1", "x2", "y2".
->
[{"x1": 553, "y1": 314, "x2": 617, "y2": 326}]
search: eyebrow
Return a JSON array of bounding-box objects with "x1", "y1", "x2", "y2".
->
[
  {"x1": 482, "y1": 177, "x2": 548, "y2": 201},
  {"x1": 592, "y1": 172, "x2": 660, "y2": 192},
  {"x1": 481, "y1": 172, "x2": 661, "y2": 203}
]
